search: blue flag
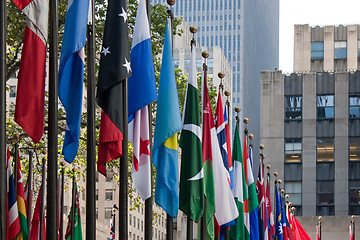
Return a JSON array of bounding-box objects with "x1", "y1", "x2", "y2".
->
[
  {"x1": 128, "y1": 0, "x2": 157, "y2": 122},
  {"x1": 275, "y1": 184, "x2": 284, "y2": 240},
  {"x1": 58, "y1": 0, "x2": 89, "y2": 163},
  {"x1": 153, "y1": 18, "x2": 182, "y2": 218}
]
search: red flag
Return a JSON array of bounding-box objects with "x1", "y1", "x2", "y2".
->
[
  {"x1": 24, "y1": 173, "x2": 32, "y2": 216},
  {"x1": 256, "y1": 155, "x2": 268, "y2": 240},
  {"x1": 12, "y1": 0, "x2": 49, "y2": 142},
  {"x1": 97, "y1": 111, "x2": 123, "y2": 176},
  {"x1": 349, "y1": 224, "x2": 354, "y2": 240},
  {"x1": 265, "y1": 173, "x2": 275, "y2": 239},
  {"x1": 316, "y1": 225, "x2": 320, "y2": 240},
  {"x1": 30, "y1": 185, "x2": 46, "y2": 240},
  {"x1": 291, "y1": 214, "x2": 311, "y2": 240}
]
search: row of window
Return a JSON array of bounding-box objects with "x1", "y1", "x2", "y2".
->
[{"x1": 311, "y1": 41, "x2": 349, "y2": 60}]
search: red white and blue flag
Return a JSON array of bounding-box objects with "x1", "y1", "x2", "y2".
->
[
  {"x1": 109, "y1": 218, "x2": 115, "y2": 240},
  {"x1": 256, "y1": 155, "x2": 268, "y2": 240}
]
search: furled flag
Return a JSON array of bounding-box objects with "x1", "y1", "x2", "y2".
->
[
  {"x1": 230, "y1": 123, "x2": 248, "y2": 240},
  {"x1": 349, "y1": 223, "x2": 354, "y2": 240},
  {"x1": 96, "y1": 0, "x2": 131, "y2": 176},
  {"x1": 109, "y1": 217, "x2": 115, "y2": 240},
  {"x1": 6, "y1": 148, "x2": 21, "y2": 240},
  {"x1": 58, "y1": 0, "x2": 90, "y2": 163},
  {"x1": 24, "y1": 174, "x2": 32, "y2": 219},
  {"x1": 316, "y1": 225, "x2": 320, "y2": 240},
  {"x1": 256, "y1": 155, "x2": 268, "y2": 240},
  {"x1": 65, "y1": 183, "x2": 82, "y2": 240},
  {"x1": 16, "y1": 154, "x2": 28, "y2": 240},
  {"x1": 179, "y1": 43, "x2": 204, "y2": 222},
  {"x1": 30, "y1": 185, "x2": 46, "y2": 240},
  {"x1": 291, "y1": 212, "x2": 311, "y2": 240},
  {"x1": 202, "y1": 64, "x2": 238, "y2": 235},
  {"x1": 265, "y1": 173, "x2": 275, "y2": 239},
  {"x1": 275, "y1": 184, "x2": 284, "y2": 240},
  {"x1": 246, "y1": 143, "x2": 260, "y2": 240},
  {"x1": 215, "y1": 91, "x2": 235, "y2": 237},
  {"x1": 280, "y1": 194, "x2": 295, "y2": 240},
  {"x1": 12, "y1": 0, "x2": 49, "y2": 142},
  {"x1": 128, "y1": 0, "x2": 157, "y2": 201},
  {"x1": 153, "y1": 18, "x2": 182, "y2": 218}
]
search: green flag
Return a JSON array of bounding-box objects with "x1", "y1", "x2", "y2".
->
[
  {"x1": 66, "y1": 183, "x2": 83, "y2": 240},
  {"x1": 230, "y1": 123, "x2": 248, "y2": 239},
  {"x1": 179, "y1": 44, "x2": 204, "y2": 222}
]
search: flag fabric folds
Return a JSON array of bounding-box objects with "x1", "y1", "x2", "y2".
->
[
  {"x1": 349, "y1": 223, "x2": 354, "y2": 240},
  {"x1": 24, "y1": 176, "x2": 32, "y2": 219},
  {"x1": 280, "y1": 193, "x2": 295, "y2": 240},
  {"x1": 30, "y1": 185, "x2": 46, "y2": 240},
  {"x1": 316, "y1": 225, "x2": 320, "y2": 240},
  {"x1": 245, "y1": 143, "x2": 259, "y2": 240},
  {"x1": 265, "y1": 173, "x2": 275, "y2": 239},
  {"x1": 7, "y1": 148, "x2": 21, "y2": 240},
  {"x1": 230, "y1": 123, "x2": 247, "y2": 240},
  {"x1": 153, "y1": 18, "x2": 182, "y2": 218},
  {"x1": 256, "y1": 155, "x2": 268, "y2": 240},
  {"x1": 96, "y1": 0, "x2": 131, "y2": 175},
  {"x1": 12, "y1": 0, "x2": 49, "y2": 142},
  {"x1": 16, "y1": 154, "x2": 29, "y2": 240},
  {"x1": 109, "y1": 217, "x2": 115, "y2": 240},
  {"x1": 65, "y1": 183, "x2": 82, "y2": 240},
  {"x1": 290, "y1": 212, "x2": 311, "y2": 240},
  {"x1": 179, "y1": 44, "x2": 204, "y2": 222},
  {"x1": 128, "y1": 0, "x2": 157, "y2": 200},
  {"x1": 275, "y1": 184, "x2": 284, "y2": 240},
  {"x1": 58, "y1": 0, "x2": 90, "y2": 163}
]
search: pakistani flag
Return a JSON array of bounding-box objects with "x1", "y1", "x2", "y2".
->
[
  {"x1": 230, "y1": 123, "x2": 248, "y2": 240},
  {"x1": 179, "y1": 44, "x2": 204, "y2": 222}
]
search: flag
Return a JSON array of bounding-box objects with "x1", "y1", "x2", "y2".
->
[
  {"x1": 316, "y1": 225, "x2": 320, "y2": 240},
  {"x1": 128, "y1": 0, "x2": 157, "y2": 200},
  {"x1": 16, "y1": 154, "x2": 29, "y2": 240},
  {"x1": 109, "y1": 217, "x2": 115, "y2": 240},
  {"x1": 65, "y1": 183, "x2": 82, "y2": 240},
  {"x1": 246, "y1": 144, "x2": 260, "y2": 240},
  {"x1": 265, "y1": 173, "x2": 275, "y2": 239},
  {"x1": 13, "y1": 0, "x2": 48, "y2": 142},
  {"x1": 256, "y1": 155, "x2": 268, "y2": 240},
  {"x1": 202, "y1": 65, "x2": 238, "y2": 238},
  {"x1": 280, "y1": 194, "x2": 295, "y2": 240},
  {"x1": 291, "y1": 213, "x2": 311, "y2": 240},
  {"x1": 349, "y1": 223, "x2": 354, "y2": 240},
  {"x1": 24, "y1": 174, "x2": 32, "y2": 218},
  {"x1": 229, "y1": 123, "x2": 248, "y2": 240},
  {"x1": 179, "y1": 44, "x2": 204, "y2": 222},
  {"x1": 96, "y1": 0, "x2": 131, "y2": 175},
  {"x1": 215, "y1": 91, "x2": 235, "y2": 238},
  {"x1": 275, "y1": 184, "x2": 283, "y2": 240},
  {"x1": 58, "y1": 0, "x2": 90, "y2": 163},
  {"x1": 30, "y1": 185, "x2": 46, "y2": 240},
  {"x1": 153, "y1": 18, "x2": 182, "y2": 218},
  {"x1": 7, "y1": 148, "x2": 21, "y2": 240}
]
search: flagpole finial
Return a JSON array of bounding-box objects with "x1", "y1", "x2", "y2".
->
[
  {"x1": 60, "y1": 161, "x2": 66, "y2": 167},
  {"x1": 274, "y1": 172, "x2": 278, "y2": 177},
  {"x1": 190, "y1": 26, "x2": 197, "y2": 47},
  {"x1": 42, "y1": 149, "x2": 47, "y2": 154},
  {"x1": 277, "y1": 179, "x2": 282, "y2": 185},
  {"x1": 351, "y1": 215, "x2": 355, "y2": 220},
  {"x1": 218, "y1": 72, "x2": 224, "y2": 91},
  {"x1": 243, "y1": 117, "x2": 249, "y2": 124},
  {"x1": 289, "y1": 202, "x2": 293, "y2": 207},
  {"x1": 235, "y1": 107, "x2": 241, "y2": 113},
  {"x1": 291, "y1": 207, "x2": 296, "y2": 212},
  {"x1": 260, "y1": 144, "x2": 265, "y2": 150},
  {"x1": 262, "y1": 154, "x2": 266, "y2": 159},
  {"x1": 218, "y1": 72, "x2": 225, "y2": 79},
  {"x1": 248, "y1": 134, "x2": 254, "y2": 139},
  {"x1": 28, "y1": 141, "x2": 34, "y2": 147},
  {"x1": 224, "y1": 90, "x2": 231, "y2": 97},
  {"x1": 72, "y1": 167, "x2": 77, "y2": 173},
  {"x1": 266, "y1": 164, "x2": 271, "y2": 170},
  {"x1": 167, "y1": 0, "x2": 175, "y2": 6},
  {"x1": 285, "y1": 194, "x2": 290, "y2": 200},
  {"x1": 318, "y1": 216, "x2": 322, "y2": 221},
  {"x1": 281, "y1": 189, "x2": 285, "y2": 194},
  {"x1": 202, "y1": 51, "x2": 209, "y2": 59}
]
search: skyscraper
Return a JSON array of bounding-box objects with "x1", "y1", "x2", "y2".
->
[{"x1": 152, "y1": 0, "x2": 279, "y2": 157}]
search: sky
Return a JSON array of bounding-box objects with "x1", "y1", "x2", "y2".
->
[{"x1": 279, "y1": 0, "x2": 360, "y2": 72}]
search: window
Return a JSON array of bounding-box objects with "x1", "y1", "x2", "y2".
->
[
  {"x1": 133, "y1": 216, "x2": 136, "y2": 226},
  {"x1": 95, "y1": 189, "x2": 98, "y2": 201},
  {"x1": 141, "y1": 220, "x2": 143, "y2": 231},
  {"x1": 105, "y1": 189, "x2": 113, "y2": 201},
  {"x1": 311, "y1": 42, "x2": 324, "y2": 59},
  {"x1": 106, "y1": 174, "x2": 113, "y2": 182},
  {"x1": 317, "y1": 95, "x2": 334, "y2": 119},
  {"x1": 129, "y1": 214, "x2": 132, "y2": 225},
  {"x1": 350, "y1": 137, "x2": 360, "y2": 161},
  {"x1": 82, "y1": 190, "x2": 85, "y2": 200},
  {"x1": 349, "y1": 180, "x2": 360, "y2": 214},
  {"x1": 137, "y1": 219, "x2": 140, "y2": 229},
  {"x1": 285, "y1": 96, "x2": 302, "y2": 120},
  {"x1": 335, "y1": 41, "x2": 347, "y2": 59},
  {"x1": 105, "y1": 207, "x2": 112, "y2": 219},
  {"x1": 285, "y1": 139, "x2": 302, "y2": 163},
  {"x1": 9, "y1": 86, "x2": 16, "y2": 98},
  {"x1": 285, "y1": 182, "x2": 302, "y2": 205},
  {"x1": 95, "y1": 207, "x2": 98, "y2": 219},
  {"x1": 350, "y1": 96, "x2": 360, "y2": 118},
  {"x1": 95, "y1": 172, "x2": 99, "y2": 182},
  {"x1": 317, "y1": 138, "x2": 334, "y2": 162}
]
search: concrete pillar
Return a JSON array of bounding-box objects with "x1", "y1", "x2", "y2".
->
[
  {"x1": 324, "y1": 26, "x2": 335, "y2": 72},
  {"x1": 294, "y1": 24, "x2": 311, "y2": 72},
  {"x1": 347, "y1": 25, "x2": 358, "y2": 71}
]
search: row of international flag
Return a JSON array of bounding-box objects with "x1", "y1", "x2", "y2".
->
[{"x1": 5, "y1": 146, "x2": 81, "y2": 240}]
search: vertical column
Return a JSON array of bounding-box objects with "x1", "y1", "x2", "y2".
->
[
  {"x1": 293, "y1": 24, "x2": 311, "y2": 72},
  {"x1": 323, "y1": 26, "x2": 335, "y2": 72},
  {"x1": 347, "y1": 25, "x2": 358, "y2": 71}
]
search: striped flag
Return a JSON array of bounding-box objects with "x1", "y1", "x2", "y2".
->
[
  {"x1": 7, "y1": 148, "x2": 21, "y2": 240},
  {"x1": 58, "y1": 0, "x2": 90, "y2": 163},
  {"x1": 16, "y1": 154, "x2": 29, "y2": 240},
  {"x1": 153, "y1": 18, "x2": 182, "y2": 218},
  {"x1": 12, "y1": 0, "x2": 49, "y2": 142},
  {"x1": 128, "y1": 0, "x2": 157, "y2": 201},
  {"x1": 256, "y1": 155, "x2": 268, "y2": 240},
  {"x1": 65, "y1": 183, "x2": 82, "y2": 240},
  {"x1": 30, "y1": 185, "x2": 46, "y2": 240}
]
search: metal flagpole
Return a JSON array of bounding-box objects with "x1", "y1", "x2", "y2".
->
[
  {"x1": 40, "y1": 158, "x2": 46, "y2": 240},
  {"x1": 0, "y1": 0, "x2": 6, "y2": 236},
  {"x1": 47, "y1": 0, "x2": 59, "y2": 234},
  {"x1": 145, "y1": 0, "x2": 153, "y2": 239},
  {"x1": 86, "y1": 0, "x2": 96, "y2": 237},
  {"x1": 60, "y1": 161, "x2": 66, "y2": 240},
  {"x1": 71, "y1": 168, "x2": 76, "y2": 240},
  {"x1": 27, "y1": 152, "x2": 33, "y2": 232}
]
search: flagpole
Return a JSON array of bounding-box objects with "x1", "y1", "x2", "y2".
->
[
  {"x1": 60, "y1": 161, "x2": 65, "y2": 240},
  {"x1": 166, "y1": 0, "x2": 175, "y2": 239},
  {"x1": 144, "y1": 1, "x2": 153, "y2": 240},
  {"x1": 40, "y1": 157, "x2": 46, "y2": 240},
  {"x1": 0, "y1": 0, "x2": 6, "y2": 236},
  {"x1": 86, "y1": 0, "x2": 96, "y2": 237},
  {"x1": 27, "y1": 151, "x2": 33, "y2": 233},
  {"x1": 224, "y1": 88, "x2": 231, "y2": 240},
  {"x1": 317, "y1": 216, "x2": 322, "y2": 240},
  {"x1": 71, "y1": 168, "x2": 76, "y2": 240},
  {"x1": 47, "y1": 0, "x2": 59, "y2": 234}
]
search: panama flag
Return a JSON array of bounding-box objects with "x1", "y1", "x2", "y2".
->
[
  {"x1": 153, "y1": 18, "x2": 182, "y2": 218},
  {"x1": 179, "y1": 44, "x2": 204, "y2": 222},
  {"x1": 256, "y1": 155, "x2": 268, "y2": 240},
  {"x1": 128, "y1": 0, "x2": 157, "y2": 201},
  {"x1": 265, "y1": 173, "x2": 275, "y2": 239},
  {"x1": 275, "y1": 184, "x2": 284, "y2": 240},
  {"x1": 6, "y1": 148, "x2": 21, "y2": 240},
  {"x1": 13, "y1": 0, "x2": 49, "y2": 142},
  {"x1": 58, "y1": 0, "x2": 90, "y2": 163},
  {"x1": 202, "y1": 68, "x2": 238, "y2": 230},
  {"x1": 16, "y1": 154, "x2": 29, "y2": 240},
  {"x1": 230, "y1": 123, "x2": 248, "y2": 239}
]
